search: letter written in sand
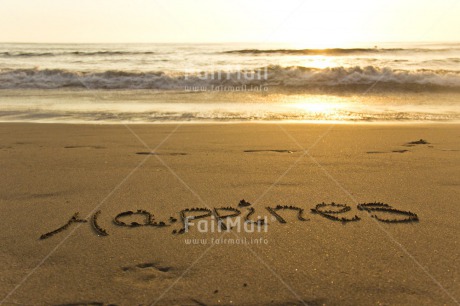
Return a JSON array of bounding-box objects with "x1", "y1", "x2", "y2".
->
[
  {"x1": 311, "y1": 203, "x2": 360, "y2": 223},
  {"x1": 357, "y1": 202, "x2": 419, "y2": 223},
  {"x1": 40, "y1": 211, "x2": 110, "y2": 239},
  {"x1": 265, "y1": 205, "x2": 309, "y2": 223},
  {"x1": 213, "y1": 207, "x2": 241, "y2": 231},
  {"x1": 40, "y1": 212, "x2": 89, "y2": 240},
  {"x1": 176, "y1": 208, "x2": 212, "y2": 234},
  {"x1": 113, "y1": 209, "x2": 168, "y2": 228}
]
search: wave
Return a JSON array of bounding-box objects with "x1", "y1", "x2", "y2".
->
[
  {"x1": 1, "y1": 66, "x2": 460, "y2": 91},
  {"x1": 4, "y1": 47, "x2": 460, "y2": 58},
  {"x1": 223, "y1": 48, "x2": 460, "y2": 56},
  {"x1": 0, "y1": 51, "x2": 156, "y2": 57}
]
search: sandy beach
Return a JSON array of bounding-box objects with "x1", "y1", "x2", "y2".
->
[
  {"x1": 0, "y1": 122, "x2": 458, "y2": 305},
  {"x1": 2, "y1": 0, "x2": 460, "y2": 304}
]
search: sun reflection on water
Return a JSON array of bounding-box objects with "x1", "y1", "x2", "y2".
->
[{"x1": 285, "y1": 95, "x2": 350, "y2": 120}]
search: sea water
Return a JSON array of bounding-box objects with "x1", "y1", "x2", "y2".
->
[{"x1": 0, "y1": 42, "x2": 459, "y2": 123}]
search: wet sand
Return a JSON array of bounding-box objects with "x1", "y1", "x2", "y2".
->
[{"x1": 0, "y1": 123, "x2": 459, "y2": 306}]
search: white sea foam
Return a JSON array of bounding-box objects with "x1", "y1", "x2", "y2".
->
[{"x1": 1, "y1": 66, "x2": 460, "y2": 90}]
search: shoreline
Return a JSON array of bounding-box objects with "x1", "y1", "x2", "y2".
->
[{"x1": 1, "y1": 120, "x2": 460, "y2": 125}]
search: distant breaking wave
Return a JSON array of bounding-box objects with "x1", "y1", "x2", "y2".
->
[
  {"x1": 1, "y1": 66, "x2": 460, "y2": 91},
  {"x1": 223, "y1": 48, "x2": 460, "y2": 56},
  {"x1": 3, "y1": 48, "x2": 460, "y2": 58},
  {"x1": 0, "y1": 51, "x2": 156, "y2": 57}
]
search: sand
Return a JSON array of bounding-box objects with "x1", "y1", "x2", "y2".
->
[{"x1": 0, "y1": 122, "x2": 459, "y2": 306}]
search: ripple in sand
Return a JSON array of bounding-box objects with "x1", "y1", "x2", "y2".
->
[
  {"x1": 367, "y1": 150, "x2": 410, "y2": 154},
  {"x1": 136, "y1": 152, "x2": 187, "y2": 156},
  {"x1": 244, "y1": 149, "x2": 296, "y2": 153},
  {"x1": 403, "y1": 139, "x2": 430, "y2": 147},
  {"x1": 407, "y1": 139, "x2": 429, "y2": 145},
  {"x1": 53, "y1": 302, "x2": 114, "y2": 306},
  {"x1": 64, "y1": 145, "x2": 106, "y2": 149}
]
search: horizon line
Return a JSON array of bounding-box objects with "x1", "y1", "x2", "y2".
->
[{"x1": 1, "y1": 40, "x2": 459, "y2": 45}]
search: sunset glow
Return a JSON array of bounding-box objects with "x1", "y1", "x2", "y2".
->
[{"x1": 0, "y1": 0, "x2": 459, "y2": 44}]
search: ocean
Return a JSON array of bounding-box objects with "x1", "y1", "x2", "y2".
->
[{"x1": 1, "y1": 42, "x2": 459, "y2": 123}]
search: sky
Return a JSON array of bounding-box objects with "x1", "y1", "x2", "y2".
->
[{"x1": 0, "y1": 0, "x2": 459, "y2": 45}]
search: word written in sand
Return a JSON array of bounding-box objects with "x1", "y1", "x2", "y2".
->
[{"x1": 39, "y1": 200, "x2": 419, "y2": 240}]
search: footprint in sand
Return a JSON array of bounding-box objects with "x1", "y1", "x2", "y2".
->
[{"x1": 117, "y1": 262, "x2": 175, "y2": 285}]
